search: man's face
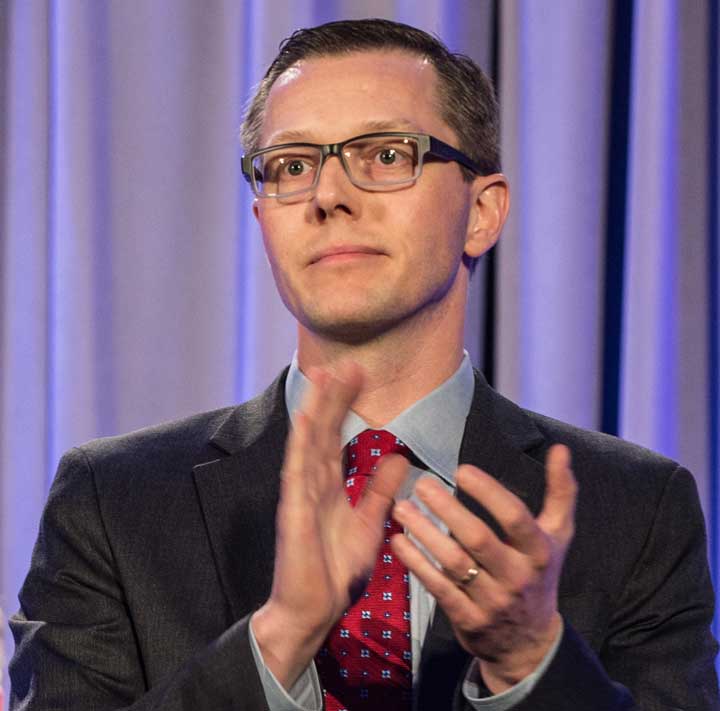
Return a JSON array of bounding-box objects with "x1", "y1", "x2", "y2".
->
[{"x1": 253, "y1": 50, "x2": 491, "y2": 343}]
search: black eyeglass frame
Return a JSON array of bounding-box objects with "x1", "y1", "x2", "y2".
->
[{"x1": 241, "y1": 131, "x2": 488, "y2": 198}]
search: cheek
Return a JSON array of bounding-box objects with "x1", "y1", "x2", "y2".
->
[
  {"x1": 258, "y1": 225, "x2": 295, "y2": 293},
  {"x1": 414, "y1": 169, "x2": 469, "y2": 218},
  {"x1": 411, "y1": 189, "x2": 470, "y2": 259},
  {"x1": 257, "y1": 207, "x2": 297, "y2": 263}
]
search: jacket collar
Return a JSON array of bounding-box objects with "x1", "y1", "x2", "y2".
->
[
  {"x1": 459, "y1": 369, "x2": 546, "y2": 514},
  {"x1": 207, "y1": 367, "x2": 291, "y2": 455}
]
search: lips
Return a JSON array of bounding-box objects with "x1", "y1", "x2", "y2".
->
[{"x1": 309, "y1": 245, "x2": 385, "y2": 264}]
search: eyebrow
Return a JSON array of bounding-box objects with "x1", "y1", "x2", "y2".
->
[{"x1": 265, "y1": 119, "x2": 421, "y2": 146}]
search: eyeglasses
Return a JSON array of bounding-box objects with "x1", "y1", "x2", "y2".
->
[{"x1": 241, "y1": 131, "x2": 487, "y2": 199}]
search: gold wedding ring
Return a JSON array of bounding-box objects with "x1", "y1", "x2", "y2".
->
[{"x1": 457, "y1": 566, "x2": 480, "y2": 585}]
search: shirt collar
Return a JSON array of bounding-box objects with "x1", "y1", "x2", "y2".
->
[{"x1": 284, "y1": 352, "x2": 475, "y2": 487}]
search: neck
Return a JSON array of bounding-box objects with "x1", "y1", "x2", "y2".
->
[{"x1": 297, "y1": 279, "x2": 467, "y2": 427}]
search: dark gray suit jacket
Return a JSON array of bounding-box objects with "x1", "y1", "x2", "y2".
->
[{"x1": 9, "y1": 370, "x2": 719, "y2": 710}]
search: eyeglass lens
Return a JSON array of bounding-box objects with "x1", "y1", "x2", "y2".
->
[{"x1": 252, "y1": 134, "x2": 421, "y2": 197}]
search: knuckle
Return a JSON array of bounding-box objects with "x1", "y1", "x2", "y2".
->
[
  {"x1": 489, "y1": 588, "x2": 514, "y2": 613},
  {"x1": 434, "y1": 581, "x2": 459, "y2": 608},
  {"x1": 457, "y1": 609, "x2": 486, "y2": 634},
  {"x1": 532, "y1": 540, "x2": 553, "y2": 569},
  {"x1": 449, "y1": 548, "x2": 469, "y2": 573},
  {"x1": 565, "y1": 474, "x2": 579, "y2": 495},
  {"x1": 502, "y1": 575, "x2": 525, "y2": 599},
  {"x1": 565, "y1": 520, "x2": 577, "y2": 541},
  {"x1": 503, "y1": 504, "x2": 529, "y2": 534},
  {"x1": 465, "y1": 528, "x2": 486, "y2": 552}
]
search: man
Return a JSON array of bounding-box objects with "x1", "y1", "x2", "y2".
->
[{"x1": 9, "y1": 18, "x2": 718, "y2": 711}]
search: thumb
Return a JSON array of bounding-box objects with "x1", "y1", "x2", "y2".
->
[{"x1": 537, "y1": 444, "x2": 577, "y2": 543}]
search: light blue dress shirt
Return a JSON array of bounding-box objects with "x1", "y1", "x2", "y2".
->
[{"x1": 249, "y1": 353, "x2": 560, "y2": 710}]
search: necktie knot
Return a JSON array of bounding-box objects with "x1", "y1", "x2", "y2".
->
[{"x1": 344, "y1": 430, "x2": 409, "y2": 506}]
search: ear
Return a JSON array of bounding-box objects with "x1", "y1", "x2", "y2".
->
[
  {"x1": 252, "y1": 200, "x2": 260, "y2": 222},
  {"x1": 464, "y1": 174, "x2": 510, "y2": 259}
]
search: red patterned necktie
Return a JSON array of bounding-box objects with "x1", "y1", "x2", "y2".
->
[{"x1": 316, "y1": 429, "x2": 412, "y2": 711}]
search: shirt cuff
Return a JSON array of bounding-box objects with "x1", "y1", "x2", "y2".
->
[
  {"x1": 461, "y1": 619, "x2": 564, "y2": 710},
  {"x1": 248, "y1": 615, "x2": 323, "y2": 711}
]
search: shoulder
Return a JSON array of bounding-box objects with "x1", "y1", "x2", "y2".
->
[
  {"x1": 525, "y1": 408, "x2": 680, "y2": 473},
  {"x1": 467, "y1": 372, "x2": 699, "y2": 540},
  {"x1": 520, "y1": 410, "x2": 706, "y2": 594},
  {"x1": 469, "y1": 370, "x2": 686, "y2": 495},
  {"x1": 56, "y1": 369, "x2": 289, "y2": 492},
  {"x1": 72, "y1": 405, "x2": 236, "y2": 474},
  {"x1": 522, "y1": 408, "x2": 691, "y2": 502}
]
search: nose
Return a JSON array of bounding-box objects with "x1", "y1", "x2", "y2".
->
[{"x1": 312, "y1": 153, "x2": 357, "y2": 219}]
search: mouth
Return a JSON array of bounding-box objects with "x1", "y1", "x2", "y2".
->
[{"x1": 309, "y1": 245, "x2": 385, "y2": 265}]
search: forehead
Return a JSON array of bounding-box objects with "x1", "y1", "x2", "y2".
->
[{"x1": 260, "y1": 50, "x2": 452, "y2": 146}]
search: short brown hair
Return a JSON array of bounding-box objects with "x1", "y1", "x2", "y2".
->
[{"x1": 240, "y1": 18, "x2": 500, "y2": 180}]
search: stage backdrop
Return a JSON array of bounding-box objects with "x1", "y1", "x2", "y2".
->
[{"x1": 1, "y1": 0, "x2": 718, "y2": 702}]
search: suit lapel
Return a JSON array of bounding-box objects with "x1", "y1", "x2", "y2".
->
[
  {"x1": 193, "y1": 371, "x2": 289, "y2": 622},
  {"x1": 456, "y1": 372, "x2": 546, "y2": 521},
  {"x1": 417, "y1": 371, "x2": 547, "y2": 709}
]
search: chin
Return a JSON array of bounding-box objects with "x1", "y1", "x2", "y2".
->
[{"x1": 298, "y1": 308, "x2": 405, "y2": 345}]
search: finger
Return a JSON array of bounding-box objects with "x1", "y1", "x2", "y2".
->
[
  {"x1": 305, "y1": 363, "x2": 363, "y2": 455},
  {"x1": 399, "y1": 483, "x2": 515, "y2": 581},
  {"x1": 293, "y1": 369, "x2": 329, "y2": 456},
  {"x1": 298, "y1": 367, "x2": 328, "y2": 421},
  {"x1": 456, "y1": 465, "x2": 546, "y2": 559},
  {"x1": 391, "y1": 533, "x2": 481, "y2": 625},
  {"x1": 356, "y1": 454, "x2": 408, "y2": 530},
  {"x1": 293, "y1": 365, "x2": 362, "y2": 493},
  {"x1": 393, "y1": 498, "x2": 495, "y2": 585},
  {"x1": 537, "y1": 444, "x2": 577, "y2": 543},
  {"x1": 279, "y1": 412, "x2": 316, "y2": 510},
  {"x1": 318, "y1": 362, "x2": 363, "y2": 431}
]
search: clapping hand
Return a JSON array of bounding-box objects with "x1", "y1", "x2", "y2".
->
[
  {"x1": 392, "y1": 446, "x2": 576, "y2": 691},
  {"x1": 251, "y1": 365, "x2": 408, "y2": 688}
]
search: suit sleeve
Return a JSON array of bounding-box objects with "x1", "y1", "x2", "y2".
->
[
  {"x1": 9, "y1": 447, "x2": 271, "y2": 711},
  {"x1": 454, "y1": 465, "x2": 719, "y2": 711}
]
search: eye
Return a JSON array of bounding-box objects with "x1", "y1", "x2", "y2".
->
[
  {"x1": 369, "y1": 144, "x2": 413, "y2": 168},
  {"x1": 284, "y1": 159, "x2": 310, "y2": 176},
  {"x1": 378, "y1": 148, "x2": 397, "y2": 165}
]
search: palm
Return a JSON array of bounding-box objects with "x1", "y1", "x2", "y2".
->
[
  {"x1": 269, "y1": 367, "x2": 407, "y2": 637},
  {"x1": 323, "y1": 484, "x2": 389, "y2": 605}
]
